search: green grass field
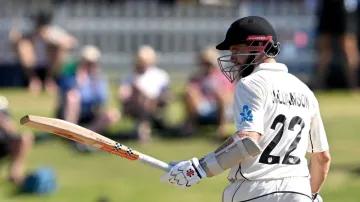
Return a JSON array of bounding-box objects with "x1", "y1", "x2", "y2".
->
[{"x1": 0, "y1": 84, "x2": 360, "y2": 202}]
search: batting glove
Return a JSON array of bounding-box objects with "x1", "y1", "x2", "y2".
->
[{"x1": 160, "y1": 158, "x2": 207, "y2": 189}]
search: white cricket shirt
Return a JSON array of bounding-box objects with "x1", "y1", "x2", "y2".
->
[{"x1": 228, "y1": 63, "x2": 329, "y2": 181}]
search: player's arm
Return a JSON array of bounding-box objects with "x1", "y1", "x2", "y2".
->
[
  {"x1": 198, "y1": 81, "x2": 264, "y2": 177},
  {"x1": 310, "y1": 151, "x2": 330, "y2": 193},
  {"x1": 199, "y1": 131, "x2": 261, "y2": 177},
  {"x1": 160, "y1": 80, "x2": 265, "y2": 188},
  {"x1": 308, "y1": 99, "x2": 331, "y2": 199}
]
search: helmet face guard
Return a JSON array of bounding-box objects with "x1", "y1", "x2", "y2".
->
[{"x1": 217, "y1": 36, "x2": 279, "y2": 83}]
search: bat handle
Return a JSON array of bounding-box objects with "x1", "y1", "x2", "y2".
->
[{"x1": 139, "y1": 154, "x2": 172, "y2": 172}]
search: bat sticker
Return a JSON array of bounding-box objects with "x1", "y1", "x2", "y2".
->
[
  {"x1": 114, "y1": 142, "x2": 123, "y2": 151},
  {"x1": 126, "y1": 148, "x2": 134, "y2": 155}
]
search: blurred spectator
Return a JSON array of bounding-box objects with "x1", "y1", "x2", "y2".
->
[
  {"x1": 0, "y1": 107, "x2": 34, "y2": 186},
  {"x1": 118, "y1": 45, "x2": 171, "y2": 143},
  {"x1": 198, "y1": 0, "x2": 232, "y2": 6},
  {"x1": 10, "y1": 9, "x2": 77, "y2": 95},
  {"x1": 182, "y1": 46, "x2": 235, "y2": 138},
  {"x1": 315, "y1": 0, "x2": 359, "y2": 91},
  {"x1": 56, "y1": 45, "x2": 119, "y2": 134}
]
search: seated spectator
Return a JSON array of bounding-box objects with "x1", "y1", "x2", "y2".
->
[
  {"x1": 56, "y1": 45, "x2": 119, "y2": 134},
  {"x1": 182, "y1": 46, "x2": 236, "y2": 138},
  {"x1": 118, "y1": 45, "x2": 171, "y2": 142},
  {"x1": 10, "y1": 9, "x2": 77, "y2": 95},
  {"x1": 0, "y1": 107, "x2": 34, "y2": 186}
]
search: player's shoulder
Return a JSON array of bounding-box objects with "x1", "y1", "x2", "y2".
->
[
  {"x1": 238, "y1": 68, "x2": 269, "y2": 88},
  {"x1": 236, "y1": 73, "x2": 268, "y2": 98}
]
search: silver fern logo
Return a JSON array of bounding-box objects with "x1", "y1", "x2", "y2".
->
[{"x1": 0, "y1": 96, "x2": 9, "y2": 110}]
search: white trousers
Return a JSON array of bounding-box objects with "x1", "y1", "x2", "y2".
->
[{"x1": 222, "y1": 177, "x2": 313, "y2": 202}]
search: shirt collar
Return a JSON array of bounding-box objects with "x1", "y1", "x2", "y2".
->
[{"x1": 252, "y1": 62, "x2": 288, "y2": 74}]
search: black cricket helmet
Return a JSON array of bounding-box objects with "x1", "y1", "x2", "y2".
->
[{"x1": 216, "y1": 16, "x2": 280, "y2": 82}]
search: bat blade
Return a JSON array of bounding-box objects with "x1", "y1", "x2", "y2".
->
[
  {"x1": 20, "y1": 115, "x2": 141, "y2": 160},
  {"x1": 20, "y1": 115, "x2": 171, "y2": 172}
]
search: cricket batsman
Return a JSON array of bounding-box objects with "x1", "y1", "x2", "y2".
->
[{"x1": 161, "y1": 16, "x2": 331, "y2": 202}]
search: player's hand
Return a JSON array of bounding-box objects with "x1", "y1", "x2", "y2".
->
[
  {"x1": 160, "y1": 158, "x2": 207, "y2": 188},
  {"x1": 312, "y1": 193, "x2": 323, "y2": 202}
]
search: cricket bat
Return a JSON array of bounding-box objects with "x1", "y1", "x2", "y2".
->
[{"x1": 20, "y1": 115, "x2": 171, "y2": 172}]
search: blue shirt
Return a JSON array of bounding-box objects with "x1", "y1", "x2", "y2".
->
[{"x1": 58, "y1": 74, "x2": 108, "y2": 114}]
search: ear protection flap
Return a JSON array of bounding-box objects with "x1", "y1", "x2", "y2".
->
[{"x1": 265, "y1": 41, "x2": 280, "y2": 58}]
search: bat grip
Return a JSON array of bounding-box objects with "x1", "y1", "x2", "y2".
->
[{"x1": 139, "y1": 154, "x2": 172, "y2": 172}]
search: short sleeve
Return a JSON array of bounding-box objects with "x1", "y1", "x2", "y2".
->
[
  {"x1": 307, "y1": 98, "x2": 329, "y2": 153},
  {"x1": 234, "y1": 81, "x2": 265, "y2": 135}
]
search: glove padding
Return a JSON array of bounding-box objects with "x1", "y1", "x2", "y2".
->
[
  {"x1": 312, "y1": 193, "x2": 323, "y2": 202},
  {"x1": 160, "y1": 158, "x2": 207, "y2": 188}
]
